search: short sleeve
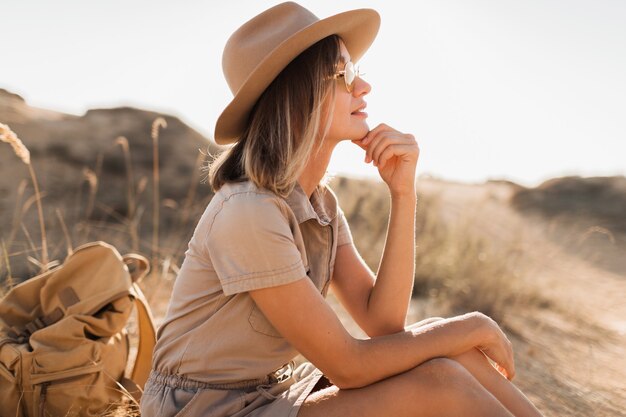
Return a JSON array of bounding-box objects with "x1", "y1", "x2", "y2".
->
[
  {"x1": 206, "y1": 193, "x2": 307, "y2": 296},
  {"x1": 337, "y1": 206, "x2": 354, "y2": 247}
]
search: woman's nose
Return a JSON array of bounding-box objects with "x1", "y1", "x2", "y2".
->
[{"x1": 353, "y1": 76, "x2": 371, "y2": 97}]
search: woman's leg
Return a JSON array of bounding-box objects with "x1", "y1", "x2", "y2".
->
[
  {"x1": 408, "y1": 317, "x2": 544, "y2": 417},
  {"x1": 297, "y1": 357, "x2": 515, "y2": 417},
  {"x1": 449, "y1": 347, "x2": 543, "y2": 417}
]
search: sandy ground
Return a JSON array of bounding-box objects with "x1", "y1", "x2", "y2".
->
[{"x1": 415, "y1": 178, "x2": 626, "y2": 416}]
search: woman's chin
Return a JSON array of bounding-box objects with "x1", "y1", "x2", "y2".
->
[
  {"x1": 346, "y1": 123, "x2": 369, "y2": 140},
  {"x1": 329, "y1": 124, "x2": 370, "y2": 142}
]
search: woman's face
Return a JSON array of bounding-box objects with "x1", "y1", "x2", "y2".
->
[{"x1": 324, "y1": 39, "x2": 371, "y2": 143}]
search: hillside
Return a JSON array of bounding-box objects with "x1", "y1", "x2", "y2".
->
[
  {"x1": 0, "y1": 88, "x2": 219, "y2": 277},
  {"x1": 511, "y1": 175, "x2": 626, "y2": 276}
]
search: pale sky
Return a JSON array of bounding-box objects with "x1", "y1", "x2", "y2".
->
[{"x1": 2, "y1": 0, "x2": 625, "y2": 187}]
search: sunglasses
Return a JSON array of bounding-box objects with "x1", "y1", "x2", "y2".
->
[{"x1": 332, "y1": 61, "x2": 364, "y2": 93}]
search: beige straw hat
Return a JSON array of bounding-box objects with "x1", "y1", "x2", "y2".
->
[{"x1": 214, "y1": 1, "x2": 381, "y2": 145}]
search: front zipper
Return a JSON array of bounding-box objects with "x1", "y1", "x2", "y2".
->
[
  {"x1": 38, "y1": 381, "x2": 49, "y2": 417},
  {"x1": 322, "y1": 224, "x2": 334, "y2": 296},
  {"x1": 36, "y1": 371, "x2": 100, "y2": 417}
]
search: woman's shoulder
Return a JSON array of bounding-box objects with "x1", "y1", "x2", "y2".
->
[
  {"x1": 208, "y1": 179, "x2": 290, "y2": 223},
  {"x1": 213, "y1": 179, "x2": 282, "y2": 204}
]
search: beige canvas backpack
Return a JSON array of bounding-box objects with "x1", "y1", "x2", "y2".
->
[{"x1": 0, "y1": 241, "x2": 157, "y2": 417}]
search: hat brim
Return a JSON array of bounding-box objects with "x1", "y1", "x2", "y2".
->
[{"x1": 214, "y1": 8, "x2": 380, "y2": 145}]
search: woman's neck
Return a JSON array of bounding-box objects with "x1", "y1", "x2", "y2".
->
[{"x1": 297, "y1": 140, "x2": 336, "y2": 199}]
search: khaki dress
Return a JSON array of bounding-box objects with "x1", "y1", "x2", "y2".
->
[{"x1": 140, "y1": 179, "x2": 354, "y2": 417}]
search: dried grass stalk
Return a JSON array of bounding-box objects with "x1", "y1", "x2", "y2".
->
[
  {"x1": 83, "y1": 167, "x2": 98, "y2": 220},
  {"x1": 1, "y1": 123, "x2": 49, "y2": 272},
  {"x1": 55, "y1": 208, "x2": 73, "y2": 255},
  {"x1": 115, "y1": 136, "x2": 139, "y2": 250},
  {"x1": 150, "y1": 117, "x2": 167, "y2": 277},
  {"x1": 1, "y1": 240, "x2": 15, "y2": 291},
  {"x1": 0, "y1": 122, "x2": 30, "y2": 164}
]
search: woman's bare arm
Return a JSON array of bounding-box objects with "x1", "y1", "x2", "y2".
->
[
  {"x1": 365, "y1": 192, "x2": 417, "y2": 333},
  {"x1": 248, "y1": 277, "x2": 514, "y2": 390},
  {"x1": 329, "y1": 194, "x2": 417, "y2": 337},
  {"x1": 343, "y1": 123, "x2": 420, "y2": 336}
]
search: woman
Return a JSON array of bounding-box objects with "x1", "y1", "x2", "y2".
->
[{"x1": 140, "y1": 2, "x2": 544, "y2": 416}]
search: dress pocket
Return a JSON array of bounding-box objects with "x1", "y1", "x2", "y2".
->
[
  {"x1": 248, "y1": 304, "x2": 283, "y2": 338},
  {"x1": 172, "y1": 388, "x2": 202, "y2": 417}
]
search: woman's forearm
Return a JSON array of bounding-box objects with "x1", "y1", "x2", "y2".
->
[
  {"x1": 335, "y1": 312, "x2": 485, "y2": 389},
  {"x1": 367, "y1": 191, "x2": 417, "y2": 334}
]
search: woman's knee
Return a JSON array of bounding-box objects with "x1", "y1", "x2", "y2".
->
[
  {"x1": 411, "y1": 357, "x2": 468, "y2": 381},
  {"x1": 376, "y1": 358, "x2": 502, "y2": 416},
  {"x1": 300, "y1": 358, "x2": 506, "y2": 417},
  {"x1": 404, "y1": 357, "x2": 485, "y2": 400}
]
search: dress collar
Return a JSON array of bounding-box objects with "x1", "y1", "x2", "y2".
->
[{"x1": 283, "y1": 181, "x2": 338, "y2": 226}]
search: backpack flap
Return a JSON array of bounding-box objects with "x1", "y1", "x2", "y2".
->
[
  {"x1": 0, "y1": 269, "x2": 55, "y2": 341},
  {"x1": 39, "y1": 242, "x2": 134, "y2": 320}
]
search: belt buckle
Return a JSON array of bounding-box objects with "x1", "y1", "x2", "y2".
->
[{"x1": 270, "y1": 361, "x2": 294, "y2": 384}]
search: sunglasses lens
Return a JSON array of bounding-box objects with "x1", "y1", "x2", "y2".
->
[{"x1": 345, "y1": 61, "x2": 355, "y2": 90}]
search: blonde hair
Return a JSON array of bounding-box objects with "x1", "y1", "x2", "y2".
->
[{"x1": 205, "y1": 35, "x2": 341, "y2": 198}]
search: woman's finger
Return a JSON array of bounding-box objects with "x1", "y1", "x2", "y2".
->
[
  {"x1": 363, "y1": 129, "x2": 392, "y2": 162},
  {"x1": 481, "y1": 349, "x2": 514, "y2": 378},
  {"x1": 480, "y1": 342, "x2": 515, "y2": 382},
  {"x1": 497, "y1": 348, "x2": 514, "y2": 381},
  {"x1": 351, "y1": 138, "x2": 367, "y2": 150},
  {"x1": 498, "y1": 364, "x2": 509, "y2": 379},
  {"x1": 351, "y1": 125, "x2": 391, "y2": 155},
  {"x1": 476, "y1": 348, "x2": 508, "y2": 379},
  {"x1": 362, "y1": 123, "x2": 393, "y2": 145},
  {"x1": 377, "y1": 143, "x2": 417, "y2": 169},
  {"x1": 350, "y1": 133, "x2": 393, "y2": 160},
  {"x1": 353, "y1": 124, "x2": 416, "y2": 166},
  {"x1": 370, "y1": 133, "x2": 417, "y2": 166},
  {"x1": 368, "y1": 134, "x2": 406, "y2": 165},
  {"x1": 367, "y1": 130, "x2": 414, "y2": 164}
]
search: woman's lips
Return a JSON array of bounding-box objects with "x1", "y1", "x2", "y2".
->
[
  {"x1": 351, "y1": 102, "x2": 367, "y2": 116},
  {"x1": 351, "y1": 101, "x2": 367, "y2": 116}
]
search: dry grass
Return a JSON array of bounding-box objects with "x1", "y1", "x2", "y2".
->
[
  {"x1": 329, "y1": 176, "x2": 548, "y2": 325},
  {"x1": 411, "y1": 195, "x2": 549, "y2": 323},
  {"x1": 1, "y1": 122, "x2": 49, "y2": 273},
  {"x1": 150, "y1": 117, "x2": 167, "y2": 278}
]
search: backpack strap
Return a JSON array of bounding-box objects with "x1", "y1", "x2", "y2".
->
[
  {"x1": 124, "y1": 253, "x2": 150, "y2": 283},
  {"x1": 123, "y1": 253, "x2": 157, "y2": 402},
  {"x1": 129, "y1": 282, "x2": 156, "y2": 388}
]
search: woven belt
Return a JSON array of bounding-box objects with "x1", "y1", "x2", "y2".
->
[{"x1": 149, "y1": 361, "x2": 295, "y2": 390}]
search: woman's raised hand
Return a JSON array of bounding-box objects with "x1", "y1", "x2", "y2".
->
[
  {"x1": 351, "y1": 123, "x2": 420, "y2": 197},
  {"x1": 467, "y1": 312, "x2": 516, "y2": 381}
]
